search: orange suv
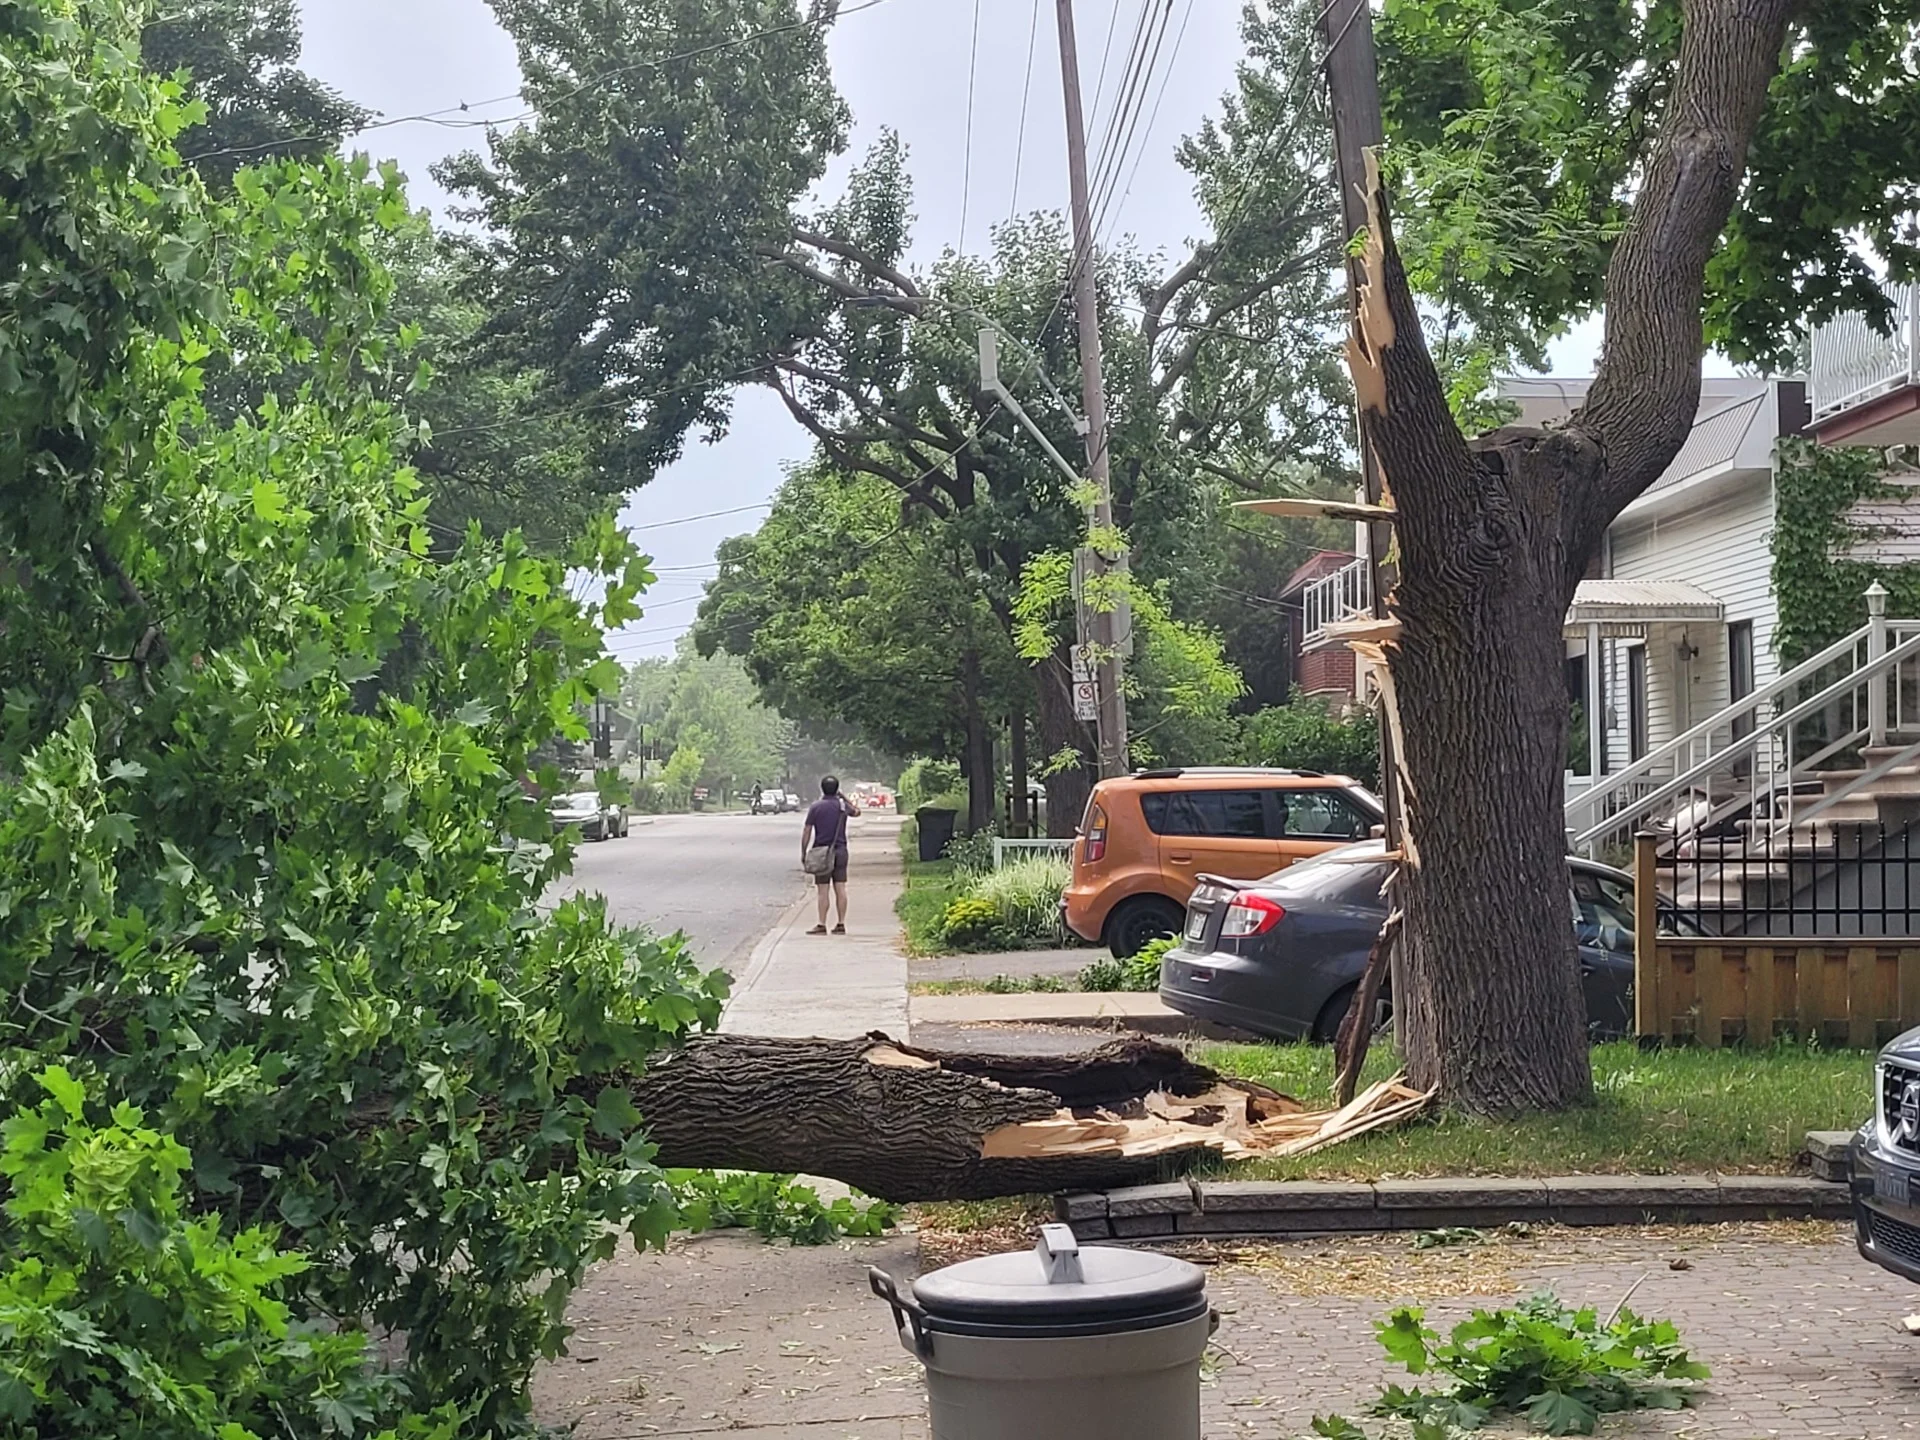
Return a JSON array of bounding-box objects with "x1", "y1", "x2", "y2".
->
[{"x1": 1062, "y1": 767, "x2": 1383, "y2": 957}]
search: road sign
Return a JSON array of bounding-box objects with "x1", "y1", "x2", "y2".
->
[
  {"x1": 1073, "y1": 679, "x2": 1098, "y2": 722},
  {"x1": 1071, "y1": 645, "x2": 1094, "y2": 684}
]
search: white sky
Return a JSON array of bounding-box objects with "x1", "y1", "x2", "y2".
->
[{"x1": 295, "y1": 0, "x2": 1612, "y2": 658}]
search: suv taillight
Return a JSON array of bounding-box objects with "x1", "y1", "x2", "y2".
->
[
  {"x1": 1083, "y1": 802, "x2": 1108, "y2": 865},
  {"x1": 1220, "y1": 892, "x2": 1286, "y2": 938}
]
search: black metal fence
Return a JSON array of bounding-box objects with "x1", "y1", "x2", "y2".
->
[{"x1": 1658, "y1": 820, "x2": 1920, "y2": 938}]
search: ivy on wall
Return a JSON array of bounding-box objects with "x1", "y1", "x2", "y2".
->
[{"x1": 1771, "y1": 437, "x2": 1920, "y2": 662}]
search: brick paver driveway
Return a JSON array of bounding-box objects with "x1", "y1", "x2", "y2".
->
[{"x1": 534, "y1": 1221, "x2": 1920, "y2": 1439}]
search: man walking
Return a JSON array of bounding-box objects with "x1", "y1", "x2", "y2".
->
[{"x1": 801, "y1": 775, "x2": 854, "y2": 935}]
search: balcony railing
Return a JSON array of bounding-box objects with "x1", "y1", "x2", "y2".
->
[
  {"x1": 1810, "y1": 280, "x2": 1919, "y2": 423},
  {"x1": 1302, "y1": 555, "x2": 1370, "y2": 646}
]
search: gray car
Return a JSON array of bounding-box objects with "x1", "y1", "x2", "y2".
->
[{"x1": 1159, "y1": 840, "x2": 1701, "y2": 1043}]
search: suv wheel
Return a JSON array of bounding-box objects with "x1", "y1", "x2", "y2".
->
[{"x1": 1106, "y1": 897, "x2": 1184, "y2": 959}]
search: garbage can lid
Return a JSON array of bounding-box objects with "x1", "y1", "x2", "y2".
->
[{"x1": 911, "y1": 1226, "x2": 1205, "y2": 1330}]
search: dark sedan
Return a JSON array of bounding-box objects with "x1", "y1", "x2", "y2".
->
[
  {"x1": 1852, "y1": 1027, "x2": 1920, "y2": 1285},
  {"x1": 1160, "y1": 841, "x2": 1698, "y2": 1043}
]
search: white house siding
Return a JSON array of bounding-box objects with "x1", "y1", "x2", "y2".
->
[{"x1": 1601, "y1": 477, "x2": 1777, "y2": 772}]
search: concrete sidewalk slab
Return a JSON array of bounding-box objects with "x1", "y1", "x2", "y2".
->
[
  {"x1": 908, "y1": 989, "x2": 1185, "y2": 1031},
  {"x1": 720, "y1": 815, "x2": 908, "y2": 1039},
  {"x1": 909, "y1": 947, "x2": 1090, "y2": 982}
]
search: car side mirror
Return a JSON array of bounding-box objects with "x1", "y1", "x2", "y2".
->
[{"x1": 1369, "y1": 823, "x2": 1386, "y2": 839}]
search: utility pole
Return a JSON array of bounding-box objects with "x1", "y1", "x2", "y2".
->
[
  {"x1": 1320, "y1": 0, "x2": 1403, "y2": 1039},
  {"x1": 1052, "y1": 0, "x2": 1128, "y2": 778}
]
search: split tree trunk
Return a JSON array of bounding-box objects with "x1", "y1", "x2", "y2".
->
[
  {"x1": 622, "y1": 1032, "x2": 1230, "y2": 1201},
  {"x1": 1338, "y1": 0, "x2": 1799, "y2": 1113}
]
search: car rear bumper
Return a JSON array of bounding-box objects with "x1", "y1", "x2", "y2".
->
[
  {"x1": 1061, "y1": 891, "x2": 1103, "y2": 945},
  {"x1": 1854, "y1": 1135, "x2": 1920, "y2": 1285},
  {"x1": 1159, "y1": 957, "x2": 1307, "y2": 1042}
]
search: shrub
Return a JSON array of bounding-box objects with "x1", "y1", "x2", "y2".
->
[
  {"x1": 943, "y1": 825, "x2": 999, "y2": 878},
  {"x1": 964, "y1": 856, "x2": 1070, "y2": 941},
  {"x1": 1240, "y1": 690, "x2": 1380, "y2": 788},
  {"x1": 939, "y1": 895, "x2": 1006, "y2": 947},
  {"x1": 1082, "y1": 935, "x2": 1173, "y2": 992},
  {"x1": 898, "y1": 758, "x2": 962, "y2": 812},
  {"x1": 0, "y1": 1067, "x2": 458, "y2": 1439}
]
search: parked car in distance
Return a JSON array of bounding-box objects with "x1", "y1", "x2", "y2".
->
[
  {"x1": 549, "y1": 790, "x2": 626, "y2": 841},
  {"x1": 1159, "y1": 841, "x2": 1706, "y2": 1043},
  {"x1": 1062, "y1": 767, "x2": 1384, "y2": 958},
  {"x1": 751, "y1": 788, "x2": 785, "y2": 815},
  {"x1": 1852, "y1": 1027, "x2": 1920, "y2": 1284}
]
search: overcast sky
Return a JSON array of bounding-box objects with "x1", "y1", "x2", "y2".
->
[{"x1": 294, "y1": 0, "x2": 1607, "y2": 659}]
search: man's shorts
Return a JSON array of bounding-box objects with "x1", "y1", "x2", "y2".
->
[{"x1": 814, "y1": 846, "x2": 849, "y2": 885}]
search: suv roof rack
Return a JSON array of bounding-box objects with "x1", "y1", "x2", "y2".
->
[{"x1": 1129, "y1": 765, "x2": 1316, "y2": 780}]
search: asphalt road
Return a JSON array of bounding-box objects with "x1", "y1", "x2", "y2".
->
[{"x1": 548, "y1": 811, "x2": 810, "y2": 979}]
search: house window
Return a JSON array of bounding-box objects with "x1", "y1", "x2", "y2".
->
[
  {"x1": 1628, "y1": 645, "x2": 1648, "y2": 761},
  {"x1": 1728, "y1": 619, "x2": 1755, "y2": 742}
]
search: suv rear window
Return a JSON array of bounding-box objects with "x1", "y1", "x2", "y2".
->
[{"x1": 1140, "y1": 789, "x2": 1269, "y2": 838}]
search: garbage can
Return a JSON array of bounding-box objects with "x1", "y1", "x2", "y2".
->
[
  {"x1": 915, "y1": 806, "x2": 958, "y2": 863},
  {"x1": 870, "y1": 1224, "x2": 1215, "y2": 1440}
]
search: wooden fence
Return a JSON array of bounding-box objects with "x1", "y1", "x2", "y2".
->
[{"x1": 1634, "y1": 833, "x2": 1920, "y2": 1045}]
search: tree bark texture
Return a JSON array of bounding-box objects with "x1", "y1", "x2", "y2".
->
[
  {"x1": 1341, "y1": 0, "x2": 1797, "y2": 1113},
  {"x1": 623, "y1": 1033, "x2": 1231, "y2": 1201},
  {"x1": 1036, "y1": 647, "x2": 1094, "y2": 839},
  {"x1": 960, "y1": 649, "x2": 996, "y2": 835}
]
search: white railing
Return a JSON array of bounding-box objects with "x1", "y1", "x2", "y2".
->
[
  {"x1": 1810, "y1": 280, "x2": 1920, "y2": 422},
  {"x1": 993, "y1": 837, "x2": 1075, "y2": 868},
  {"x1": 1566, "y1": 585, "x2": 1920, "y2": 856},
  {"x1": 1302, "y1": 555, "x2": 1371, "y2": 646}
]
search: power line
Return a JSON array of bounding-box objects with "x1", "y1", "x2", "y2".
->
[
  {"x1": 1008, "y1": 0, "x2": 1042, "y2": 219},
  {"x1": 186, "y1": 0, "x2": 898, "y2": 165},
  {"x1": 627, "y1": 502, "x2": 773, "y2": 531},
  {"x1": 1098, "y1": 0, "x2": 1195, "y2": 243},
  {"x1": 1085, "y1": 0, "x2": 1159, "y2": 218},
  {"x1": 958, "y1": 0, "x2": 983, "y2": 254}
]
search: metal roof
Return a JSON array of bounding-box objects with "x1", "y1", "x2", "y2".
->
[
  {"x1": 1642, "y1": 390, "x2": 1770, "y2": 495},
  {"x1": 1566, "y1": 579, "x2": 1724, "y2": 634}
]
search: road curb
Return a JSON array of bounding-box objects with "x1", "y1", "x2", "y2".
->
[
  {"x1": 718, "y1": 888, "x2": 814, "y2": 1031},
  {"x1": 1058, "y1": 1172, "x2": 1854, "y2": 1240}
]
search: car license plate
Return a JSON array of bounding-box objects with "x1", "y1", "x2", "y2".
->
[
  {"x1": 1876, "y1": 1165, "x2": 1911, "y2": 1208},
  {"x1": 1184, "y1": 910, "x2": 1207, "y2": 941}
]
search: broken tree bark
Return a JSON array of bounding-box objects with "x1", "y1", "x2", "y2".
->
[
  {"x1": 622, "y1": 1033, "x2": 1245, "y2": 1202},
  {"x1": 1335, "y1": 0, "x2": 1800, "y2": 1114}
]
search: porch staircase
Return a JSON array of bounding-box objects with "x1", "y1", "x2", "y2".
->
[{"x1": 1566, "y1": 587, "x2": 1920, "y2": 926}]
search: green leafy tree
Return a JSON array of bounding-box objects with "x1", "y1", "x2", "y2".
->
[
  {"x1": 141, "y1": 0, "x2": 368, "y2": 188},
  {"x1": 0, "y1": 4, "x2": 724, "y2": 1429},
  {"x1": 1319, "y1": 0, "x2": 1919, "y2": 1112},
  {"x1": 1379, "y1": 0, "x2": 1920, "y2": 370},
  {"x1": 694, "y1": 462, "x2": 1027, "y2": 832}
]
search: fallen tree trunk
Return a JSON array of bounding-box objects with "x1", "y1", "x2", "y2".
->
[{"x1": 622, "y1": 1032, "x2": 1249, "y2": 1202}]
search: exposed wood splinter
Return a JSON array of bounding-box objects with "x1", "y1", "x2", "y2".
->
[{"x1": 1233, "y1": 496, "x2": 1396, "y2": 523}]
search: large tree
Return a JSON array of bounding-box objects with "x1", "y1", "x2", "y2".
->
[
  {"x1": 141, "y1": 0, "x2": 367, "y2": 187},
  {"x1": 1353, "y1": 0, "x2": 1920, "y2": 1111},
  {"x1": 448, "y1": 0, "x2": 1352, "y2": 824}
]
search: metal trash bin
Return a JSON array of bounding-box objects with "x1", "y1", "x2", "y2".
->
[{"x1": 870, "y1": 1224, "x2": 1215, "y2": 1440}]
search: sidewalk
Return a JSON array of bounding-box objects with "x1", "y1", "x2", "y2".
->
[
  {"x1": 720, "y1": 815, "x2": 909, "y2": 1039},
  {"x1": 909, "y1": 990, "x2": 1181, "y2": 1029}
]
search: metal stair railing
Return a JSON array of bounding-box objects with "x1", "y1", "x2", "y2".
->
[{"x1": 1567, "y1": 585, "x2": 1920, "y2": 856}]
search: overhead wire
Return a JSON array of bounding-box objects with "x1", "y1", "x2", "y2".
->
[
  {"x1": 958, "y1": 0, "x2": 983, "y2": 255},
  {"x1": 185, "y1": 0, "x2": 899, "y2": 165},
  {"x1": 1085, "y1": 0, "x2": 1162, "y2": 224},
  {"x1": 1007, "y1": 0, "x2": 1042, "y2": 219},
  {"x1": 1097, "y1": 0, "x2": 1196, "y2": 244}
]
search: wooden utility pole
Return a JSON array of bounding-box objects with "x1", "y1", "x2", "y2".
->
[
  {"x1": 1320, "y1": 0, "x2": 1404, "y2": 1046},
  {"x1": 1052, "y1": 0, "x2": 1128, "y2": 778}
]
